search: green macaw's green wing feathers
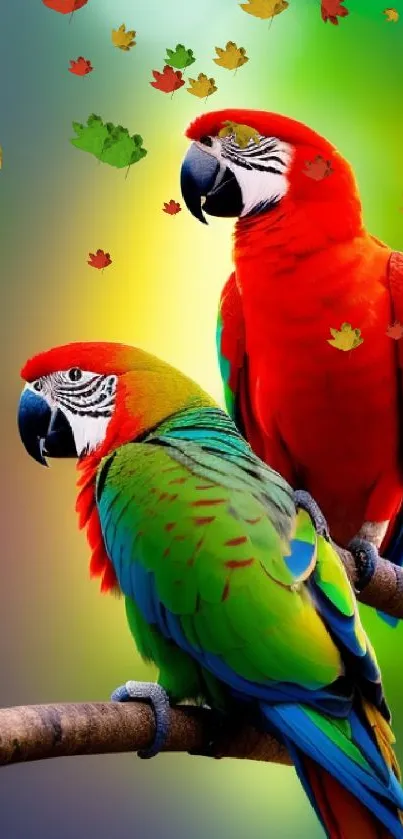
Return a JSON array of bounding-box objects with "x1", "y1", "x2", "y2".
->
[
  {"x1": 314, "y1": 535, "x2": 372, "y2": 661},
  {"x1": 147, "y1": 407, "x2": 295, "y2": 544},
  {"x1": 315, "y1": 536, "x2": 355, "y2": 617},
  {"x1": 97, "y1": 437, "x2": 343, "y2": 691}
]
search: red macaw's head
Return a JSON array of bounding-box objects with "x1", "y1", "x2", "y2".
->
[
  {"x1": 181, "y1": 108, "x2": 361, "y2": 225},
  {"x1": 18, "y1": 341, "x2": 210, "y2": 466}
]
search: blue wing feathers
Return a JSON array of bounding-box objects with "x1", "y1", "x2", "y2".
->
[{"x1": 261, "y1": 705, "x2": 403, "y2": 838}]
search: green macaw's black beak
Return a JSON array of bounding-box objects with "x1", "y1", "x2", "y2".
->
[
  {"x1": 18, "y1": 389, "x2": 77, "y2": 466},
  {"x1": 180, "y1": 143, "x2": 243, "y2": 223}
]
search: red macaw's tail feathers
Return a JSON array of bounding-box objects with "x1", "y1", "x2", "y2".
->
[{"x1": 304, "y1": 757, "x2": 397, "y2": 839}]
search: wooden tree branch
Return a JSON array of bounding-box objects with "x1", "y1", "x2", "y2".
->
[
  {"x1": 1, "y1": 545, "x2": 402, "y2": 771},
  {"x1": 334, "y1": 542, "x2": 403, "y2": 619},
  {"x1": 0, "y1": 702, "x2": 291, "y2": 767}
]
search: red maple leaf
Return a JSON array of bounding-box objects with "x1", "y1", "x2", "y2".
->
[
  {"x1": 88, "y1": 249, "x2": 112, "y2": 270},
  {"x1": 321, "y1": 0, "x2": 349, "y2": 24},
  {"x1": 163, "y1": 199, "x2": 182, "y2": 215},
  {"x1": 302, "y1": 155, "x2": 333, "y2": 181},
  {"x1": 69, "y1": 57, "x2": 93, "y2": 76},
  {"x1": 386, "y1": 321, "x2": 403, "y2": 340},
  {"x1": 42, "y1": 0, "x2": 89, "y2": 12},
  {"x1": 150, "y1": 65, "x2": 185, "y2": 94}
]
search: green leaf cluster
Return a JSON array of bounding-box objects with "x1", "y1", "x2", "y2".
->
[{"x1": 70, "y1": 114, "x2": 147, "y2": 168}]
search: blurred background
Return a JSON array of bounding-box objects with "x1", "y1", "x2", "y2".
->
[{"x1": 0, "y1": 1, "x2": 402, "y2": 836}]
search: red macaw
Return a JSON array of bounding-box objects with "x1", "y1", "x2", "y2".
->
[{"x1": 180, "y1": 109, "x2": 403, "y2": 623}]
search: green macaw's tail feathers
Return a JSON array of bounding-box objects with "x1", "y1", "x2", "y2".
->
[{"x1": 261, "y1": 703, "x2": 403, "y2": 839}]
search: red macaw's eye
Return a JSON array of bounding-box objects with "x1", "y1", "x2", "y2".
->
[
  {"x1": 199, "y1": 135, "x2": 213, "y2": 147},
  {"x1": 68, "y1": 368, "x2": 82, "y2": 382}
]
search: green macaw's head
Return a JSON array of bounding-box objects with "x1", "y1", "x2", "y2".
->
[{"x1": 18, "y1": 341, "x2": 212, "y2": 466}]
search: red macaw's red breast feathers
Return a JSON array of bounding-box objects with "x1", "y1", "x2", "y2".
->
[{"x1": 20, "y1": 342, "x2": 163, "y2": 382}]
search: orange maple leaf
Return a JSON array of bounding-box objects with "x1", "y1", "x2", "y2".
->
[
  {"x1": 88, "y1": 249, "x2": 112, "y2": 269},
  {"x1": 163, "y1": 199, "x2": 182, "y2": 215},
  {"x1": 321, "y1": 0, "x2": 349, "y2": 24},
  {"x1": 42, "y1": 0, "x2": 88, "y2": 12},
  {"x1": 386, "y1": 321, "x2": 403, "y2": 340},
  {"x1": 69, "y1": 57, "x2": 93, "y2": 76},
  {"x1": 150, "y1": 66, "x2": 185, "y2": 94},
  {"x1": 303, "y1": 155, "x2": 333, "y2": 181}
]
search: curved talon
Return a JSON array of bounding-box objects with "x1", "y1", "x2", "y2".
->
[
  {"x1": 293, "y1": 490, "x2": 330, "y2": 539},
  {"x1": 347, "y1": 537, "x2": 378, "y2": 593},
  {"x1": 111, "y1": 680, "x2": 170, "y2": 759}
]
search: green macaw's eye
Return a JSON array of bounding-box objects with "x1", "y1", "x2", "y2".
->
[
  {"x1": 68, "y1": 368, "x2": 82, "y2": 382},
  {"x1": 33, "y1": 380, "x2": 42, "y2": 392}
]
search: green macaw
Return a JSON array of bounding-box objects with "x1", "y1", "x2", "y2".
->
[{"x1": 18, "y1": 340, "x2": 403, "y2": 838}]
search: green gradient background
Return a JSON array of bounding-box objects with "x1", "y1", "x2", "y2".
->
[{"x1": 1, "y1": 1, "x2": 402, "y2": 837}]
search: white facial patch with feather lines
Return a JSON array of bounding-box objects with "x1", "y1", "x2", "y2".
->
[
  {"x1": 198, "y1": 132, "x2": 293, "y2": 217},
  {"x1": 27, "y1": 369, "x2": 117, "y2": 456}
]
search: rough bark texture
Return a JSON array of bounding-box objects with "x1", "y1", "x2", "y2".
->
[
  {"x1": 0, "y1": 703, "x2": 291, "y2": 767},
  {"x1": 335, "y1": 543, "x2": 403, "y2": 618}
]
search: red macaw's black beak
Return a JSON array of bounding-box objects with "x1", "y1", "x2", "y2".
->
[
  {"x1": 18, "y1": 389, "x2": 77, "y2": 466},
  {"x1": 180, "y1": 142, "x2": 243, "y2": 224}
]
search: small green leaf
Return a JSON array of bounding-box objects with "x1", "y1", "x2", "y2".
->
[{"x1": 165, "y1": 43, "x2": 196, "y2": 69}]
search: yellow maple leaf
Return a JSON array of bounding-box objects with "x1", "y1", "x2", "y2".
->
[
  {"x1": 213, "y1": 41, "x2": 249, "y2": 70},
  {"x1": 383, "y1": 7, "x2": 399, "y2": 21},
  {"x1": 187, "y1": 73, "x2": 217, "y2": 99},
  {"x1": 111, "y1": 24, "x2": 136, "y2": 51},
  {"x1": 327, "y1": 322, "x2": 364, "y2": 352},
  {"x1": 218, "y1": 121, "x2": 260, "y2": 148},
  {"x1": 240, "y1": 0, "x2": 289, "y2": 19}
]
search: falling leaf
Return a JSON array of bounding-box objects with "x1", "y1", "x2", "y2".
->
[
  {"x1": 71, "y1": 114, "x2": 109, "y2": 158},
  {"x1": 303, "y1": 155, "x2": 333, "y2": 181},
  {"x1": 112, "y1": 24, "x2": 136, "y2": 51},
  {"x1": 218, "y1": 121, "x2": 260, "y2": 148},
  {"x1": 383, "y1": 7, "x2": 399, "y2": 21},
  {"x1": 213, "y1": 42, "x2": 249, "y2": 70},
  {"x1": 163, "y1": 199, "x2": 182, "y2": 215},
  {"x1": 69, "y1": 57, "x2": 93, "y2": 76},
  {"x1": 150, "y1": 65, "x2": 185, "y2": 94},
  {"x1": 100, "y1": 127, "x2": 147, "y2": 168},
  {"x1": 88, "y1": 249, "x2": 112, "y2": 270},
  {"x1": 187, "y1": 73, "x2": 217, "y2": 99},
  {"x1": 239, "y1": 0, "x2": 288, "y2": 20},
  {"x1": 42, "y1": 0, "x2": 88, "y2": 12},
  {"x1": 321, "y1": 0, "x2": 349, "y2": 25},
  {"x1": 70, "y1": 115, "x2": 147, "y2": 169},
  {"x1": 165, "y1": 44, "x2": 196, "y2": 69},
  {"x1": 386, "y1": 322, "x2": 403, "y2": 340},
  {"x1": 327, "y1": 323, "x2": 363, "y2": 352}
]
